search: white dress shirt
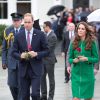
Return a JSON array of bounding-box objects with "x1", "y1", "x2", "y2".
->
[
  {"x1": 25, "y1": 28, "x2": 34, "y2": 45},
  {"x1": 69, "y1": 31, "x2": 74, "y2": 40}
]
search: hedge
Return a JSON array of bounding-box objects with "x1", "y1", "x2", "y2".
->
[{"x1": 0, "y1": 24, "x2": 7, "y2": 56}]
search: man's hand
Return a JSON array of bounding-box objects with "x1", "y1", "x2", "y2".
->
[
  {"x1": 67, "y1": 66, "x2": 71, "y2": 74},
  {"x1": 20, "y1": 52, "x2": 27, "y2": 59},
  {"x1": 61, "y1": 52, "x2": 65, "y2": 57},
  {"x1": 2, "y1": 64, "x2": 7, "y2": 69},
  {"x1": 94, "y1": 69, "x2": 98, "y2": 75},
  {"x1": 28, "y1": 51, "x2": 38, "y2": 58}
]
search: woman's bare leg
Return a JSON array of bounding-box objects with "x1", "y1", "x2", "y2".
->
[{"x1": 73, "y1": 97, "x2": 80, "y2": 100}]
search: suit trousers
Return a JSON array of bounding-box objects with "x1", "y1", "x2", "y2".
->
[
  {"x1": 19, "y1": 63, "x2": 41, "y2": 100},
  {"x1": 9, "y1": 86, "x2": 18, "y2": 100},
  {"x1": 8, "y1": 66, "x2": 21, "y2": 100},
  {"x1": 41, "y1": 64, "x2": 55, "y2": 99}
]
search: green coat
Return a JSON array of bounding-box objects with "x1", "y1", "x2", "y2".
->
[{"x1": 69, "y1": 40, "x2": 99, "y2": 99}]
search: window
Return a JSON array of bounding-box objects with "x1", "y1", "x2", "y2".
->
[
  {"x1": 17, "y1": 0, "x2": 31, "y2": 15},
  {"x1": 0, "y1": 0, "x2": 8, "y2": 19},
  {"x1": 73, "y1": 0, "x2": 89, "y2": 9}
]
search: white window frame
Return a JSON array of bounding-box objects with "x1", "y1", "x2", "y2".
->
[
  {"x1": 0, "y1": 0, "x2": 8, "y2": 19},
  {"x1": 16, "y1": 0, "x2": 31, "y2": 14},
  {"x1": 17, "y1": 0, "x2": 31, "y2": 3}
]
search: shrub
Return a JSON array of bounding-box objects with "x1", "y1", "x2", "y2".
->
[
  {"x1": 0, "y1": 24, "x2": 7, "y2": 45},
  {"x1": 0, "y1": 24, "x2": 7, "y2": 56}
]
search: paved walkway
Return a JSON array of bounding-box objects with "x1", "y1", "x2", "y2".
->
[{"x1": 0, "y1": 55, "x2": 100, "y2": 100}]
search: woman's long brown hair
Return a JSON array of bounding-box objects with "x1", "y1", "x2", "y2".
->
[{"x1": 73, "y1": 22, "x2": 94, "y2": 50}]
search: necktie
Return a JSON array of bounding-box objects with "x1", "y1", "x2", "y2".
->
[
  {"x1": 15, "y1": 29, "x2": 18, "y2": 34},
  {"x1": 27, "y1": 31, "x2": 31, "y2": 51}
]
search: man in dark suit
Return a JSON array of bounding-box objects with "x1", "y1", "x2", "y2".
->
[
  {"x1": 2, "y1": 12, "x2": 23, "y2": 100},
  {"x1": 12, "y1": 13, "x2": 49, "y2": 100},
  {"x1": 41, "y1": 21, "x2": 57, "y2": 100},
  {"x1": 61, "y1": 23, "x2": 75, "y2": 83}
]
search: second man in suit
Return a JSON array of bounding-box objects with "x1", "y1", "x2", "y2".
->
[
  {"x1": 41, "y1": 21, "x2": 57, "y2": 100},
  {"x1": 61, "y1": 22, "x2": 75, "y2": 83}
]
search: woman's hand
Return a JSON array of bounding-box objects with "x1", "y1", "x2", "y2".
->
[
  {"x1": 78, "y1": 56, "x2": 88, "y2": 61},
  {"x1": 73, "y1": 58, "x2": 79, "y2": 63}
]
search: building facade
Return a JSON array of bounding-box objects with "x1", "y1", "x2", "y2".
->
[{"x1": 0, "y1": 0, "x2": 100, "y2": 25}]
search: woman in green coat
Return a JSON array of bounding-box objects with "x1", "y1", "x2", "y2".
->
[{"x1": 68, "y1": 22, "x2": 99, "y2": 100}]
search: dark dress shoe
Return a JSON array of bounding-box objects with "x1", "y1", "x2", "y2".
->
[
  {"x1": 64, "y1": 79, "x2": 69, "y2": 83},
  {"x1": 41, "y1": 97, "x2": 47, "y2": 100},
  {"x1": 48, "y1": 97, "x2": 53, "y2": 100}
]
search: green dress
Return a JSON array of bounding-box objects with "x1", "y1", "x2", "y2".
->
[{"x1": 69, "y1": 40, "x2": 99, "y2": 99}]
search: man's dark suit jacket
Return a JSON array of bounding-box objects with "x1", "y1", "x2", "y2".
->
[
  {"x1": 12, "y1": 28, "x2": 49, "y2": 77},
  {"x1": 61, "y1": 31, "x2": 70, "y2": 53},
  {"x1": 43, "y1": 31, "x2": 57, "y2": 64}
]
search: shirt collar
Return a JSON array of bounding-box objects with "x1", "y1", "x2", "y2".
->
[
  {"x1": 25, "y1": 27, "x2": 34, "y2": 34},
  {"x1": 70, "y1": 31, "x2": 74, "y2": 33},
  {"x1": 46, "y1": 30, "x2": 52, "y2": 36},
  {"x1": 14, "y1": 26, "x2": 21, "y2": 32}
]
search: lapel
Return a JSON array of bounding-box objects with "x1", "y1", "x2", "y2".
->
[
  {"x1": 31, "y1": 29, "x2": 37, "y2": 46},
  {"x1": 66, "y1": 31, "x2": 70, "y2": 40},
  {"x1": 10, "y1": 27, "x2": 15, "y2": 35},
  {"x1": 47, "y1": 31, "x2": 52, "y2": 39},
  {"x1": 68, "y1": 31, "x2": 70, "y2": 39},
  {"x1": 47, "y1": 31, "x2": 52, "y2": 40},
  {"x1": 21, "y1": 29, "x2": 28, "y2": 51},
  {"x1": 12, "y1": 26, "x2": 24, "y2": 36}
]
